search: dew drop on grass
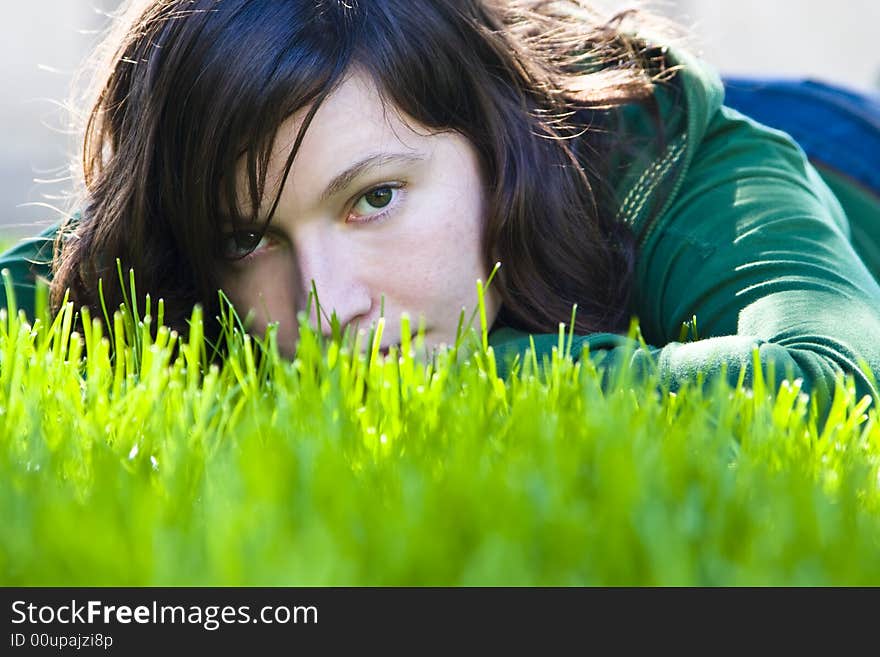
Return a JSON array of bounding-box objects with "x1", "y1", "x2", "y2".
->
[
  {"x1": 150, "y1": 456, "x2": 159, "y2": 471},
  {"x1": 128, "y1": 444, "x2": 139, "y2": 460}
]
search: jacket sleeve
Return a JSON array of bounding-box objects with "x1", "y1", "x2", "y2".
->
[
  {"x1": 492, "y1": 107, "x2": 880, "y2": 419},
  {"x1": 0, "y1": 226, "x2": 57, "y2": 318}
]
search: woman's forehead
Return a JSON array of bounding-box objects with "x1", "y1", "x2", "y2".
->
[
  {"x1": 282, "y1": 69, "x2": 431, "y2": 160},
  {"x1": 235, "y1": 69, "x2": 436, "y2": 201}
]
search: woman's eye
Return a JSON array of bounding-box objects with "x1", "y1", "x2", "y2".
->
[
  {"x1": 222, "y1": 230, "x2": 270, "y2": 260},
  {"x1": 349, "y1": 185, "x2": 402, "y2": 222}
]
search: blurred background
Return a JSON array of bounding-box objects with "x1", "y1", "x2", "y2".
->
[{"x1": 2, "y1": 0, "x2": 879, "y2": 239}]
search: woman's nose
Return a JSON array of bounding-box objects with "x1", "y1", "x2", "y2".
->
[{"x1": 295, "y1": 236, "x2": 372, "y2": 336}]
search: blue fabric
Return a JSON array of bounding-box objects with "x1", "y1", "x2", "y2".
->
[{"x1": 722, "y1": 77, "x2": 880, "y2": 195}]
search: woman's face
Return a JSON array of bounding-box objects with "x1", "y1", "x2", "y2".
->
[{"x1": 218, "y1": 69, "x2": 500, "y2": 357}]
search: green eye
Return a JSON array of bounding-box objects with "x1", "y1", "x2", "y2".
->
[
  {"x1": 349, "y1": 185, "x2": 403, "y2": 224},
  {"x1": 362, "y1": 187, "x2": 394, "y2": 209}
]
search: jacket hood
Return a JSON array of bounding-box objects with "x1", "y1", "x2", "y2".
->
[{"x1": 612, "y1": 45, "x2": 727, "y2": 244}]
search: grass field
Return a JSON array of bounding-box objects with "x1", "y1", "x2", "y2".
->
[{"x1": 1, "y1": 271, "x2": 878, "y2": 586}]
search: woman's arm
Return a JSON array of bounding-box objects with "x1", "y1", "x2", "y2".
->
[
  {"x1": 0, "y1": 226, "x2": 56, "y2": 318},
  {"x1": 491, "y1": 105, "x2": 880, "y2": 419}
]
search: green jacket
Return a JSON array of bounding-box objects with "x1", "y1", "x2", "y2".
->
[
  {"x1": 2, "y1": 48, "x2": 879, "y2": 416},
  {"x1": 488, "y1": 48, "x2": 880, "y2": 414}
]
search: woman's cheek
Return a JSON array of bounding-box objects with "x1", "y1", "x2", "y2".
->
[{"x1": 221, "y1": 253, "x2": 300, "y2": 331}]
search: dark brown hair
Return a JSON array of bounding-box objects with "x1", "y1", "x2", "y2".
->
[{"x1": 53, "y1": 0, "x2": 682, "y2": 339}]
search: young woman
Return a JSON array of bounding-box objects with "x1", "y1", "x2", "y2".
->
[{"x1": 2, "y1": 0, "x2": 879, "y2": 417}]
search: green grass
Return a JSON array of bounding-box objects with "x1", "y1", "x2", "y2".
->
[{"x1": 1, "y1": 271, "x2": 879, "y2": 586}]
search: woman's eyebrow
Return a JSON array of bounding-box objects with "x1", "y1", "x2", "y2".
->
[{"x1": 318, "y1": 152, "x2": 426, "y2": 203}]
